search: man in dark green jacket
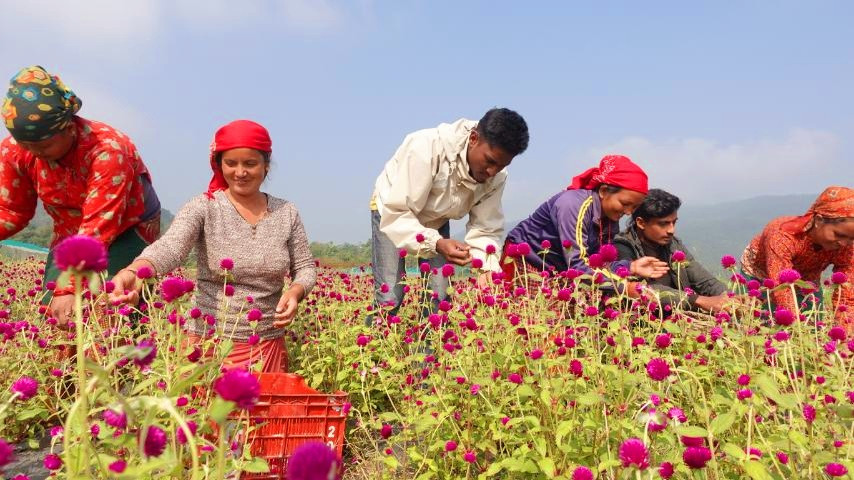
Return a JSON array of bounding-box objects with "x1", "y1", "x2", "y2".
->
[{"x1": 615, "y1": 189, "x2": 729, "y2": 312}]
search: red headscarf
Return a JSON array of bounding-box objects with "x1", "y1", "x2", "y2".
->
[
  {"x1": 567, "y1": 154, "x2": 649, "y2": 194},
  {"x1": 782, "y1": 186, "x2": 854, "y2": 234},
  {"x1": 206, "y1": 120, "x2": 273, "y2": 198}
]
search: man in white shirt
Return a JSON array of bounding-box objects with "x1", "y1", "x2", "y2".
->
[{"x1": 370, "y1": 108, "x2": 529, "y2": 319}]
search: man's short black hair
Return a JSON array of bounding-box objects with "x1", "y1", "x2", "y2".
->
[
  {"x1": 476, "y1": 108, "x2": 529, "y2": 157},
  {"x1": 632, "y1": 188, "x2": 681, "y2": 221}
]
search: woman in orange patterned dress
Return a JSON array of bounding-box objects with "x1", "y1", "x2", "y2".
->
[{"x1": 741, "y1": 186, "x2": 854, "y2": 330}]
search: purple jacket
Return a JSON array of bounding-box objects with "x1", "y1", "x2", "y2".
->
[{"x1": 506, "y1": 189, "x2": 630, "y2": 274}]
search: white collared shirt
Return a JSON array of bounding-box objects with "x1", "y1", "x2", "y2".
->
[{"x1": 371, "y1": 119, "x2": 506, "y2": 271}]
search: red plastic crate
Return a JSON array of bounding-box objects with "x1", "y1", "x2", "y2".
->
[{"x1": 239, "y1": 373, "x2": 348, "y2": 479}]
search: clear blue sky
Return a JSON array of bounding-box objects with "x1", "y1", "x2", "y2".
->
[{"x1": 2, "y1": 1, "x2": 852, "y2": 242}]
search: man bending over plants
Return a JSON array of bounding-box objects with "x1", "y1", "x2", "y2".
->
[{"x1": 369, "y1": 108, "x2": 529, "y2": 318}]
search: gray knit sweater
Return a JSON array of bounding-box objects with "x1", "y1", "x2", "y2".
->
[{"x1": 137, "y1": 191, "x2": 316, "y2": 341}]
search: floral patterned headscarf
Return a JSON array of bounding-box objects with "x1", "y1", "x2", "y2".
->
[{"x1": 2, "y1": 66, "x2": 82, "y2": 142}]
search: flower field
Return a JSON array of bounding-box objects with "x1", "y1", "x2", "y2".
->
[{"x1": 0, "y1": 242, "x2": 852, "y2": 479}]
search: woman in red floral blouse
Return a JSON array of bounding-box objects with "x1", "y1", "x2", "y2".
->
[
  {"x1": 741, "y1": 186, "x2": 854, "y2": 330},
  {"x1": 0, "y1": 66, "x2": 161, "y2": 325}
]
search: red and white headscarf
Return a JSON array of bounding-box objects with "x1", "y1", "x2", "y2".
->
[
  {"x1": 206, "y1": 120, "x2": 273, "y2": 198},
  {"x1": 567, "y1": 154, "x2": 649, "y2": 194}
]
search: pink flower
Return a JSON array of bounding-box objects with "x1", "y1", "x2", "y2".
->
[
  {"x1": 416, "y1": 233, "x2": 426, "y2": 243},
  {"x1": 508, "y1": 373, "x2": 523, "y2": 384},
  {"x1": 516, "y1": 242, "x2": 531, "y2": 256},
  {"x1": 247, "y1": 308, "x2": 263, "y2": 321},
  {"x1": 53, "y1": 235, "x2": 108, "y2": 272},
  {"x1": 737, "y1": 389, "x2": 753, "y2": 400},
  {"x1": 224, "y1": 284, "x2": 235, "y2": 296},
  {"x1": 445, "y1": 440, "x2": 457, "y2": 452},
  {"x1": 470, "y1": 384, "x2": 480, "y2": 395},
  {"x1": 646, "y1": 358, "x2": 671, "y2": 381},
  {"x1": 831, "y1": 272, "x2": 848, "y2": 285},
  {"x1": 776, "y1": 452, "x2": 789, "y2": 464},
  {"x1": 160, "y1": 276, "x2": 191, "y2": 302},
  {"x1": 214, "y1": 369, "x2": 261, "y2": 409},
  {"x1": 778, "y1": 269, "x2": 801, "y2": 284},
  {"x1": 682, "y1": 446, "x2": 712, "y2": 469},
  {"x1": 0, "y1": 439, "x2": 14, "y2": 467},
  {"x1": 287, "y1": 441, "x2": 342, "y2": 480},
  {"x1": 177, "y1": 420, "x2": 198, "y2": 445},
  {"x1": 103, "y1": 409, "x2": 127, "y2": 429},
  {"x1": 247, "y1": 334, "x2": 260, "y2": 346},
  {"x1": 141, "y1": 425, "x2": 167, "y2": 457},
  {"x1": 671, "y1": 250, "x2": 686, "y2": 262},
  {"x1": 10, "y1": 376, "x2": 38, "y2": 400},
  {"x1": 471, "y1": 258, "x2": 483, "y2": 269},
  {"x1": 529, "y1": 349, "x2": 543, "y2": 360},
  {"x1": 571, "y1": 466, "x2": 593, "y2": 480},
  {"x1": 619, "y1": 438, "x2": 649, "y2": 469},
  {"x1": 108, "y1": 460, "x2": 127, "y2": 473},
  {"x1": 570, "y1": 359, "x2": 584, "y2": 377},
  {"x1": 356, "y1": 335, "x2": 370, "y2": 347},
  {"x1": 826, "y1": 463, "x2": 848, "y2": 477},
  {"x1": 441, "y1": 264, "x2": 455, "y2": 277},
  {"x1": 829, "y1": 327, "x2": 847, "y2": 341},
  {"x1": 774, "y1": 308, "x2": 794, "y2": 326},
  {"x1": 43, "y1": 453, "x2": 62, "y2": 470},
  {"x1": 463, "y1": 450, "x2": 477, "y2": 463},
  {"x1": 380, "y1": 424, "x2": 392, "y2": 439},
  {"x1": 588, "y1": 253, "x2": 605, "y2": 268},
  {"x1": 737, "y1": 374, "x2": 751, "y2": 386},
  {"x1": 655, "y1": 334, "x2": 672, "y2": 349},
  {"x1": 220, "y1": 258, "x2": 234, "y2": 270},
  {"x1": 658, "y1": 461, "x2": 674, "y2": 478},
  {"x1": 599, "y1": 244, "x2": 618, "y2": 262},
  {"x1": 136, "y1": 266, "x2": 153, "y2": 279},
  {"x1": 803, "y1": 404, "x2": 816, "y2": 424},
  {"x1": 133, "y1": 339, "x2": 157, "y2": 369},
  {"x1": 485, "y1": 244, "x2": 497, "y2": 255},
  {"x1": 721, "y1": 255, "x2": 737, "y2": 268}
]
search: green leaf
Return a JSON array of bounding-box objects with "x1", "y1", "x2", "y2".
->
[
  {"x1": 16, "y1": 408, "x2": 43, "y2": 421},
  {"x1": 500, "y1": 457, "x2": 539, "y2": 473},
  {"x1": 383, "y1": 455, "x2": 400, "y2": 469},
  {"x1": 676, "y1": 425, "x2": 708, "y2": 438},
  {"x1": 209, "y1": 397, "x2": 235, "y2": 425},
  {"x1": 537, "y1": 457, "x2": 556, "y2": 477},
  {"x1": 744, "y1": 460, "x2": 772, "y2": 480},
  {"x1": 555, "y1": 420, "x2": 574, "y2": 447},
  {"x1": 242, "y1": 457, "x2": 269, "y2": 473},
  {"x1": 787, "y1": 430, "x2": 807, "y2": 449},
  {"x1": 483, "y1": 462, "x2": 503, "y2": 477},
  {"x1": 516, "y1": 385, "x2": 535, "y2": 399},
  {"x1": 88, "y1": 271, "x2": 102, "y2": 294},
  {"x1": 710, "y1": 411, "x2": 736, "y2": 435},
  {"x1": 722, "y1": 443, "x2": 746, "y2": 461},
  {"x1": 576, "y1": 391, "x2": 602, "y2": 406}
]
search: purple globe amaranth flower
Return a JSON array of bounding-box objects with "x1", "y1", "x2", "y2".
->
[
  {"x1": 825, "y1": 463, "x2": 848, "y2": 477},
  {"x1": 220, "y1": 258, "x2": 234, "y2": 270},
  {"x1": 776, "y1": 452, "x2": 789, "y2": 464},
  {"x1": 774, "y1": 308, "x2": 795, "y2": 326},
  {"x1": 588, "y1": 253, "x2": 605, "y2": 268},
  {"x1": 356, "y1": 335, "x2": 370, "y2": 347},
  {"x1": 0, "y1": 439, "x2": 15, "y2": 467},
  {"x1": 737, "y1": 389, "x2": 753, "y2": 400},
  {"x1": 108, "y1": 460, "x2": 127, "y2": 473},
  {"x1": 683, "y1": 446, "x2": 712, "y2": 469},
  {"x1": 141, "y1": 425, "x2": 168, "y2": 457},
  {"x1": 463, "y1": 450, "x2": 477, "y2": 463},
  {"x1": 445, "y1": 440, "x2": 457, "y2": 452},
  {"x1": 134, "y1": 339, "x2": 157, "y2": 369},
  {"x1": 246, "y1": 308, "x2": 263, "y2": 322},
  {"x1": 380, "y1": 424, "x2": 392, "y2": 439},
  {"x1": 136, "y1": 265, "x2": 153, "y2": 279},
  {"x1": 671, "y1": 250, "x2": 687, "y2": 263},
  {"x1": 10, "y1": 376, "x2": 38, "y2": 400},
  {"x1": 599, "y1": 243, "x2": 618, "y2": 262},
  {"x1": 441, "y1": 264, "x2": 455, "y2": 278},
  {"x1": 619, "y1": 438, "x2": 650, "y2": 469},
  {"x1": 571, "y1": 466, "x2": 594, "y2": 480},
  {"x1": 646, "y1": 358, "x2": 671, "y2": 381},
  {"x1": 655, "y1": 334, "x2": 672, "y2": 349},
  {"x1": 508, "y1": 373, "x2": 523, "y2": 384},
  {"x1": 721, "y1": 255, "x2": 737, "y2": 269},
  {"x1": 287, "y1": 441, "x2": 342, "y2": 480},
  {"x1": 159, "y1": 276, "x2": 191, "y2": 302},
  {"x1": 778, "y1": 269, "x2": 801, "y2": 284},
  {"x1": 529, "y1": 349, "x2": 544, "y2": 360},
  {"x1": 737, "y1": 374, "x2": 751, "y2": 386},
  {"x1": 177, "y1": 420, "x2": 198, "y2": 445},
  {"x1": 829, "y1": 326, "x2": 847, "y2": 341},
  {"x1": 516, "y1": 242, "x2": 531, "y2": 256},
  {"x1": 803, "y1": 403, "x2": 816, "y2": 424},
  {"x1": 43, "y1": 453, "x2": 62, "y2": 470},
  {"x1": 102, "y1": 409, "x2": 127, "y2": 429},
  {"x1": 658, "y1": 461, "x2": 675, "y2": 478},
  {"x1": 53, "y1": 235, "x2": 108, "y2": 272},
  {"x1": 214, "y1": 368, "x2": 261, "y2": 409},
  {"x1": 831, "y1": 271, "x2": 848, "y2": 285}
]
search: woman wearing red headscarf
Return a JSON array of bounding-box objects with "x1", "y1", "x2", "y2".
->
[
  {"x1": 504, "y1": 155, "x2": 668, "y2": 282},
  {"x1": 741, "y1": 186, "x2": 854, "y2": 330},
  {"x1": 109, "y1": 120, "x2": 316, "y2": 372}
]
